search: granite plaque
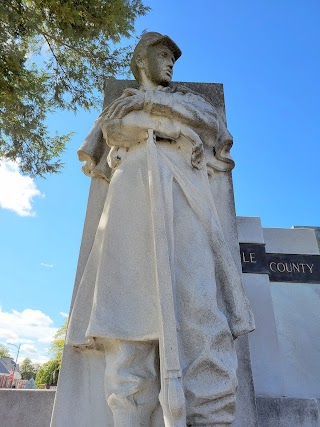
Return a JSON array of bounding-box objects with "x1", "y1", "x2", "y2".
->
[
  {"x1": 239, "y1": 243, "x2": 268, "y2": 274},
  {"x1": 266, "y1": 253, "x2": 320, "y2": 283},
  {"x1": 240, "y1": 244, "x2": 320, "y2": 283}
]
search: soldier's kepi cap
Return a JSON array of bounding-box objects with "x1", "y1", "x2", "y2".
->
[{"x1": 131, "y1": 32, "x2": 182, "y2": 81}]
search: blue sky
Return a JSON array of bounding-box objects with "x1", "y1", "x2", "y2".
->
[{"x1": 1, "y1": 0, "x2": 319, "y2": 364}]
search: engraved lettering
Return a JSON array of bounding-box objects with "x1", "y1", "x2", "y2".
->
[
  {"x1": 270, "y1": 262, "x2": 277, "y2": 272},
  {"x1": 242, "y1": 252, "x2": 250, "y2": 263},
  {"x1": 285, "y1": 263, "x2": 292, "y2": 273},
  {"x1": 249, "y1": 253, "x2": 256, "y2": 263},
  {"x1": 299, "y1": 263, "x2": 306, "y2": 273},
  {"x1": 306, "y1": 264, "x2": 314, "y2": 273},
  {"x1": 292, "y1": 263, "x2": 300, "y2": 273},
  {"x1": 243, "y1": 245, "x2": 320, "y2": 282}
]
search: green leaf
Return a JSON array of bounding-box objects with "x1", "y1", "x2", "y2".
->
[{"x1": 0, "y1": 0, "x2": 149, "y2": 177}]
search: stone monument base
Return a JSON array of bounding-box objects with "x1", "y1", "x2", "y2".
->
[
  {"x1": 256, "y1": 396, "x2": 320, "y2": 427},
  {"x1": 1, "y1": 390, "x2": 319, "y2": 427}
]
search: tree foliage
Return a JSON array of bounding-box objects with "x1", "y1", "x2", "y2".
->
[
  {"x1": 20, "y1": 357, "x2": 37, "y2": 380},
  {"x1": 0, "y1": 344, "x2": 11, "y2": 358},
  {"x1": 36, "y1": 318, "x2": 68, "y2": 387},
  {"x1": 36, "y1": 359, "x2": 60, "y2": 387},
  {"x1": 0, "y1": 0, "x2": 149, "y2": 176},
  {"x1": 48, "y1": 317, "x2": 68, "y2": 367}
]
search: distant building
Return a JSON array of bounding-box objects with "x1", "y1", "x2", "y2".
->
[{"x1": 0, "y1": 357, "x2": 21, "y2": 388}]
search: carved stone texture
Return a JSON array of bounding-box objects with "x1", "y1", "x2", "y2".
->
[{"x1": 51, "y1": 32, "x2": 255, "y2": 427}]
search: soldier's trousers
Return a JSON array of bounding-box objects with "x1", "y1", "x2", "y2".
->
[{"x1": 103, "y1": 307, "x2": 238, "y2": 426}]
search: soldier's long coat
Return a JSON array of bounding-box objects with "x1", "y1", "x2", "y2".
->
[{"x1": 51, "y1": 84, "x2": 254, "y2": 427}]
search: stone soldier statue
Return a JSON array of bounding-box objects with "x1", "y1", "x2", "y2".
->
[{"x1": 51, "y1": 32, "x2": 254, "y2": 427}]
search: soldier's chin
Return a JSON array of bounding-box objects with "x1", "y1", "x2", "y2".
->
[{"x1": 159, "y1": 77, "x2": 171, "y2": 86}]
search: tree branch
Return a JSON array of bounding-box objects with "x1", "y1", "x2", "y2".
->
[
  {"x1": 40, "y1": 29, "x2": 110, "y2": 61},
  {"x1": 42, "y1": 33, "x2": 77, "y2": 95}
]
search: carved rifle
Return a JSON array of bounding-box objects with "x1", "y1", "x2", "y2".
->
[{"x1": 146, "y1": 129, "x2": 187, "y2": 427}]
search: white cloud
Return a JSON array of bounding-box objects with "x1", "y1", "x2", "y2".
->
[
  {"x1": 0, "y1": 160, "x2": 44, "y2": 216},
  {"x1": 29, "y1": 354, "x2": 50, "y2": 365},
  {"x1": 18, "y1": 338, "x2": 34, "y2": 344},
  {"x1": 40, "y1": 262, "x2": 55, "y2": 268},
  {"x1": 0, "y1": 307, "x2": 58, "y2": 363},
  {"x1": 0, "y1": 328, "x2": 17, "y2": 340},
  {"x1": 60, "y1": 312, "x2": 69, "y2": 318},
  {"x1": 20, "y1": 344, "x2": 37, "y2": 353}
]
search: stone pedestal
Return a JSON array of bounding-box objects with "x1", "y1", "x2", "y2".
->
[{"x1": 237, "y1": 218, "x2": 320, "y2": 426}]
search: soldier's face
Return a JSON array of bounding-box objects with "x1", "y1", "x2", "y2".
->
[{"x1": 144, "y1": 45, "x2": 175, "y2": 86}]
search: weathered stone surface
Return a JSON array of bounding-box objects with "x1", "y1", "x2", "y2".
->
[
  {"x1": 264, "y1": 227, "x2": 319, "y2": 255},
  {"x1": 0, "y1": 390, "x2": 55, "y2": 427},
  {"x1": 2, "y1": 391, "x2": 319, "y2": 427},
  {"x1": 256, "y1": 396, "x2": 320, "y2": 427},
  {"x1": 232, "y1": 335, "x2": 258, "y2": 427},
  {"x1": 293, "y1": 226, "x2": 320, "y2": 251},
  {"x1": 265, "y1": 227, "x2": 320, "y2": 399},
  {"x1": 238, "y1": 220, "x2": 320, "y2": 401},
  {"x1": 242, "y1": 273, "x2": 285, "y2": 398},
  {"x1": 270, "y1": 281, "x2": 320, "y2": 398},
  {"x1": 237, "y1": 216, "x2": 265, "y2": 244},
  {"x1": 237, "y1": 217, "x2": 284, "y2": 398}
]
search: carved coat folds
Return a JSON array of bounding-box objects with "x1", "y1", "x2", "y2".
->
[{"x1": 66, "y1": 85, "x2": 254, "y2": 348}]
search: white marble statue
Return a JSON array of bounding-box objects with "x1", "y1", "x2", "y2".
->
[{"x1": 52, "y1": 32, "x2": 254, "y2": 427}]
